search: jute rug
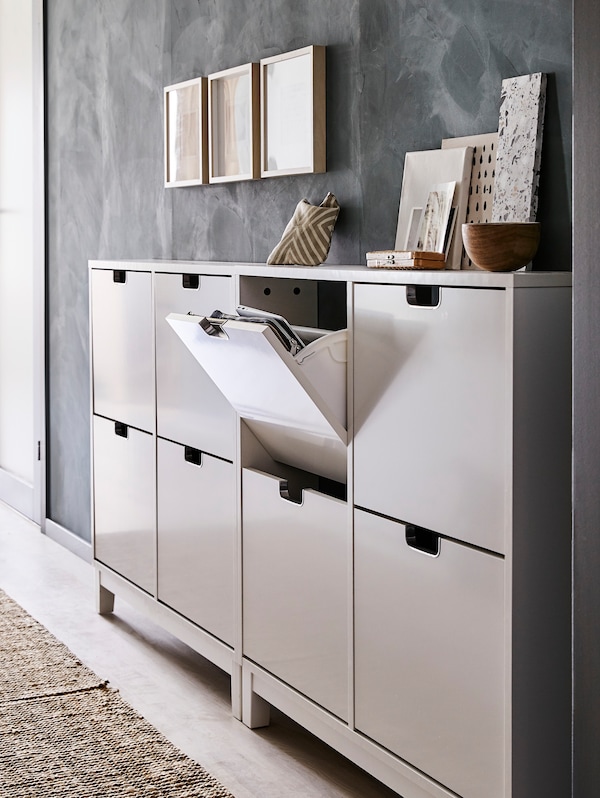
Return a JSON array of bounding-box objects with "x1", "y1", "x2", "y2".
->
[{"x1": 0, "y1": 588, "x2": 235, "y2": 797}]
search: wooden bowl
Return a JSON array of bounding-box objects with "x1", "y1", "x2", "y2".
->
[{"x1": 462, "y1": 222, "x2": 541, "y2": 272}]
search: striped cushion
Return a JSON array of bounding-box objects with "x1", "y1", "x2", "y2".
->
[{"x1": 267, "y1": 193, "x2": 340, "y2": 266}]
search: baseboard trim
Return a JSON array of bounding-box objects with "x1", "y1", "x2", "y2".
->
[
  {"x1": 45, "y1": 518, "x2": 92, "y2": 563},
  {"x1": 0, "y1": 468, "x2": 34, "y2": 520}
]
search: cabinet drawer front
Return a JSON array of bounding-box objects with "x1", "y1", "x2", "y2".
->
[
  {"x1": 242, "y1": 468, "x2": 349, "y2": 720},
  {"x1": 91, "y1": 269, "x2": 154, "y2": 433},
  {"x1": 354, "y1": 283, "x2": 508, "y2": 553},
  {"x1": 157, "y1": 438, "x2": 235, "y2": 645},
  {"x1": 354, "y1": 509, "x2": 505, "y2": 798},
  {"x1": 155, "y1": 272, "x2": 236, "y2": 459},
  {"x1": 93, "y1": 415, "x2": 156, "y2": 593}
]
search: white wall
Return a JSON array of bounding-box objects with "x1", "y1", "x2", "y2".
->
[{"x1": 0, "y1": 0, "x2": 35, "y2": 505}]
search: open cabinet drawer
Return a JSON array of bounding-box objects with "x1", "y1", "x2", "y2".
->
[{"x1": 166, "y1": 313, "x2": 348, "y2": 482}]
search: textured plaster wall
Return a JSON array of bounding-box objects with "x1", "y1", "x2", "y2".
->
[
  {"x1": 168, "y1": 0, "x2": 362, "y2": 264},
  {"x1": 46, "y1": 0, "x2": 572, "y2": 540},
  {"x1": 358, "y1": 0, "x2": 572, "y2": 264},
  {"x1": 46, "y1": 1, "x2": 171, "y2": 537}
]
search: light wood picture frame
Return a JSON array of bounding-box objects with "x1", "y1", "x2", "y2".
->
[
  {"x1": 208, "y1": 62, "x2": 260, "y2": 183},
  {"x1": 260, "y1": 45, "x2": 326, "y2": 178},
  {"x1": 164, "y1": 76, "x2": 208, "y2": 187}
]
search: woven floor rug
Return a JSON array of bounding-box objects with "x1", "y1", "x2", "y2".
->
[{"x1": 0, "y1": 588, "x2": 234, "y2": 797}]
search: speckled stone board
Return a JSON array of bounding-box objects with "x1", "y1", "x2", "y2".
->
[{"x1": 492, "y1": 72, "x2": 547, "y2": 222}]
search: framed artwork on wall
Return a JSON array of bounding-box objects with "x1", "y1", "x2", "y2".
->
[
  {"x1": 260, "y1": 45, "x2": 326, "y2": 178},
  {"x1": 208, "y1": 62, "x2": 260, "y2": 183},
  {"x1": 164, "y1": 77, "x2": 208, "y2": 187}
]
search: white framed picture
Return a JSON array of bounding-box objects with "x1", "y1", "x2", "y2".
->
[
  {"x1": 208, "y1": 62, "x2": 260, "y2": 183},
  {"x1": 260, "y1": 45, "x2": 326, "y2": 178},
  {"x1": 395, "y1": 147, "x2": 473, "y2": 269},
  {"x1": 164, "y1": 76, "x2": 208, "y2": 187}
]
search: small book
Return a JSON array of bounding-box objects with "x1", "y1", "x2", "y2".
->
[
  {"x1": 366, "y1": 257, "x2": 446, "y2": 270},
  {"x1": 365, "y1": 250, "x2": 446, "y2": 269},
  {"x1": 366, "y1": 249, "x2": 445, "y2": 261}
]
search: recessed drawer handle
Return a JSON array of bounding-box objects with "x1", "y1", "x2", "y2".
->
[
  {"x1": 405, "y1": 524, "x2": 440, "y2": 556},
  {"x1": 113, "y1": 270, "x2": 126, "y2": 283},
  {"x1": 406, "y1": 285, "x2": 440, "y2": 307},
  {"x1": 184, "y1": 446, "x2": 202, "y2": 466},
  {"x1": 114, "y1": 421, "x2": 128, "y2": 438},
  {"x1": 279, "y1": 479, "x2": 302, "y2": 505},
  {"x1": 182, "y1": 274, "x2": 199, "y2": 289},
  {"x1": 199, "y1": 316, "x2": 228, "y2": 339}
]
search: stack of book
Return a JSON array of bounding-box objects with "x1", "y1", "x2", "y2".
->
[{"x1": 365, "y1": 250, "x2": 446, "y2": 269}]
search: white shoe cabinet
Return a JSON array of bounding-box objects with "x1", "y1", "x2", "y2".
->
[{"x1": 90, "y1": 260, "x2": 572, "y2": 798}]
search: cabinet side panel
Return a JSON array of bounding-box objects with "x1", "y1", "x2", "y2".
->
[{"x1": 511, "y1": 286, "x2": 572, "y2": 798}]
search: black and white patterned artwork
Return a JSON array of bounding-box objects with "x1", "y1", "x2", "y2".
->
[{"x1": 492, "y1": 72, "x2": 547, "y2": 223}]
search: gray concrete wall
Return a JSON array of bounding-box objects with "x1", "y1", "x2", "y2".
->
[
  {"x1": 46, "y1": 1, "x2": 172, "y2": 537},
  {"x1": 46, "y1": 0, "x2": 572, "y2": 540}
]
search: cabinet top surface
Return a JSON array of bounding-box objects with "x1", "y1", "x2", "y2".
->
[{"x1": 90, "y1": 259, "x2": 572, "y2": 288}]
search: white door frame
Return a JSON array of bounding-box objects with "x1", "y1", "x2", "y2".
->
[
  {"x1": 0, "y1": 0, "x2": 45, "y2": 526},
  {"x1": 32, "y1": 0, "x2": 45, "y2": 527}
]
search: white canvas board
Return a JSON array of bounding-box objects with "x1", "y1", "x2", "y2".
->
[{"x1": 395, "y1": 147, "x2": 473, "y2": 269}]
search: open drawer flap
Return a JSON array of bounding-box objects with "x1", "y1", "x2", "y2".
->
[{"x1": 166, "y1": 313, "x2": 348, "y2": 479}]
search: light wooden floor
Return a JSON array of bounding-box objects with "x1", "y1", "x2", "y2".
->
[{"x1": 0, "y1": 501, "x2": 397, "y2": 798}]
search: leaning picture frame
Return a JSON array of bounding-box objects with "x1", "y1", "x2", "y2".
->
[
  {"x1": 164, "y1": 76, "x2": 208, "y2": 187},
  {"x1": 208, "y1": 62, "x2": 260, "y2": 183},
  {"x1": 260, "y1": 45, "x2": 326, "y2": 178},
  {"x1": 395, "y1": 147, "x2": 473, "y2": 270}
]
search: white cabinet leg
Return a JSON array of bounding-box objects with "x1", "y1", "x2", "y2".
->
[
  {"x1": 242, "y1": 668, "x2": 271, "y2": 728},
  {"x1": 231, "y1": 662, "x2": 243, "y2": 720},
  {"x1": 95, "y1": 570, "x2": 115, "y2": 615}
]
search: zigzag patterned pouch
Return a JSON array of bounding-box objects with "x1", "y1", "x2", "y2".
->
[{"x1": 267, "y1": 193, "x2": 340, "y2": 266}]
